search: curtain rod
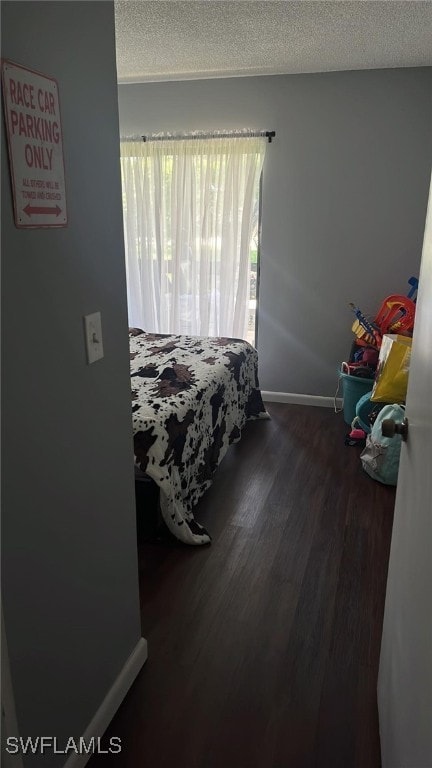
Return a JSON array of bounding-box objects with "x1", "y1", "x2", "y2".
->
[{"x1": 138, "y1": 130, "x2": 276, "y2": 144}]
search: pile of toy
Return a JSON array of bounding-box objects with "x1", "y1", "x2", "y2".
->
[{"x1": 339, "y1": 276, "x2": 418, "y2": 449}]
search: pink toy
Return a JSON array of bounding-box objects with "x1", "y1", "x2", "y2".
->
[
  {"x1": 344, "y1": 426, "x2": 367, "y2": 447},
  {"x1": 350, "y1": 428, "x2": 366, "y2": 440}
]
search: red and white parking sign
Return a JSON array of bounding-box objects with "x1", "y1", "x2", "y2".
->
[{"x1": 1, "y1": 60, "x2": 67, "y2": 228}]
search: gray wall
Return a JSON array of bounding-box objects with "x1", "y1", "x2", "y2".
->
[
  {"x1": 1, "y1": 2, "x2": 142, "y2": 765},
  {"x1": 119, "y1": 68, "x2": 432, "y2": 395}
]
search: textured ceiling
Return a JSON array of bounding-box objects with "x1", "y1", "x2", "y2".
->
[{"x1": 114, "y1": 1, "x2": 432, "y2": 83}]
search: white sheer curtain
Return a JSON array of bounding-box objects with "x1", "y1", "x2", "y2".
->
[{"x1": 120, "y1": 135, "x2": 266, "y2": 338}]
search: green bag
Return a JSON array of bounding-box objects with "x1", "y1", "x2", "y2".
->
[{"x1": 360, "y1": 403, "x2": 405, "y2": 486}]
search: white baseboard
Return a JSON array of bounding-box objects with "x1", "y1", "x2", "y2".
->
[
  {"x1": 63, "y1": 637, "x2": 148, "y2": 768},
  {"x1": 262, "y1": 390, "x2": 343, "y2": 409}
]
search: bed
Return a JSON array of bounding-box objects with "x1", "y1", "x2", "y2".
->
[{"x1": 129, "y1": 328, "x2": 269, "y2": 545}]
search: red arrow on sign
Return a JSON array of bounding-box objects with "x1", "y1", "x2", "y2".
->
[{"x1": 23, "y1": 204, "x2": 62, "y2": 217}]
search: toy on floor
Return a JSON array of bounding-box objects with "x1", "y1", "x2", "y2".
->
[
  {"x1": 341, "y1": 360, "x2": 375, "y2": 378},
  {"x1": 374, "y1": 294, "x2": 416, "y2": 334},
  {"x1": 349, "y1": 302, "x2": 381, "y2": 348},
  {"x1": 407, "y1": 276, "x2": 419, "y2": 301},
  {"x1": 344, "y1": 426, "x2": 367, "y2": 447},
  {"x1": 348, "y1": 278, "x2": 418, "y2": 354}
]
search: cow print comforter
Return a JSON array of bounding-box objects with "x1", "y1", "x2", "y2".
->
[{"x1": 130, "y1": 329, "x2": 269, "y2": 545}]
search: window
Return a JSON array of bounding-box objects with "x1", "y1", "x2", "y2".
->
[{"x1": 120, "y1": 133, "x2": 266, "y2": 344}]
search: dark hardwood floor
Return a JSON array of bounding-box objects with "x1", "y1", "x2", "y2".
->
[{"x1": 89, "y1": 402, "x2": 395, "y2": 768}]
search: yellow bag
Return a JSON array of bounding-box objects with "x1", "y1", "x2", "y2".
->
[{"x1": 370, "y1": 334, "x2": 412, "y2": 403}]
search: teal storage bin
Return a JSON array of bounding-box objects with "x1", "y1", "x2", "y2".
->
[
  {"x1": 355, "y1": 390, "x2": 385, "y2": 434},
  {"x1": 339, "y1": 369, "x2": 375, "y2": 426}
]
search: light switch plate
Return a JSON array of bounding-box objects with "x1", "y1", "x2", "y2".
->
[{"x1": 84, "y1": 312, "x2": 104, "y2": 364}]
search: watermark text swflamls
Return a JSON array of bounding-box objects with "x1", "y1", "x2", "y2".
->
[{"x1": 5, "y1": 736, "x2": 121, "y2": 756}]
